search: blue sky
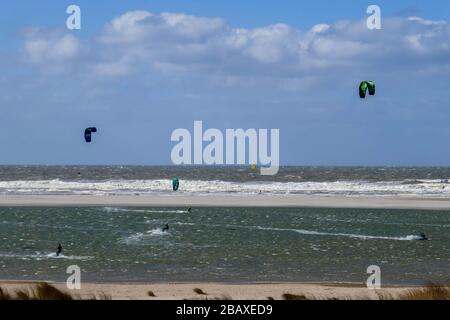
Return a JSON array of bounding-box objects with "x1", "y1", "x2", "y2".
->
[{"x1": 1, "y1": 1, "x2": 450, "y2": 165}]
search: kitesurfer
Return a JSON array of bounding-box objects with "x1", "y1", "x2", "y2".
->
[
  {"x1": 56, "y1": 243, "x2": 62, "y2": 257},
  {"x1": 418, "y1": 232, "x2": 428, "y2": 241},
  {"x1": 172, "y1": 177, "x2": 180, "y2": 191}
]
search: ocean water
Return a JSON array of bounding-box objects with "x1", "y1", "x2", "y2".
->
[
  {"x1": 0, "y1": 166, "x2": 449, "y2": 285},
  {"x1": 1, "y1": 165, "x2": 450, "y2": 197},
  {"x1": 0, "y1": 206, "x2": 448, "y2": 285}
]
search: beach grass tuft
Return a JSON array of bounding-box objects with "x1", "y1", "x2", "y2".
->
[
  {"x1": 395, "y1": 283, "x2": 450, "y2": 300},
  {"x1": 201, "y1": 294, "x2": 232, "y2": 300},
  {"x1": 86, "y1": 292, "x2": 112, "y2": 300},
  {"x1": 15, "y1": 283, "x2": 74, "y2": 300},
  {"x1": 0, "y1": 283, "x2": 110, "y2": 300},
  {"x1": 193, "y1": 288, "x2": 207, "y2": 295},
  {"x1": 282, "y1": 293, "x2": 311, "y2": 300},
  {"x1": 0, "y1": 287, "x2": 12, "y2": 300},
  {"x1": 215, "y1": 294, "x2": 232, "y2": 300},
  {"x1": 282, "y1": 283, "x2": 450, "y2": 301}
]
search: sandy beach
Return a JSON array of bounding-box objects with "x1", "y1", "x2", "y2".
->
[
  {"x1": 1, "y1": 194, "x2": 450, "y2": 210},
  {"x1": 0, "y1": 281, "x2": 413, "y2": 300}
]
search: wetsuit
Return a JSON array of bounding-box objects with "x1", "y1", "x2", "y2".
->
[
  {"x1": 56, "y1": 243, "x2": 62, "y2": 256},
  {"x1": 419, "y1": 233, "x2": 428, "y2": 241}
]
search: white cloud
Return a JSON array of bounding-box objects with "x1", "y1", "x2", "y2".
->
[
  {"x1": 94, "y1": 59, "x2": 130, "y2": 77},
  {"x1": 406, "y1": 16, "x2": 447, "y2": 27},
  {"x1": 311, "y1": 24, "x2": 330, "y2": 34},
  {"x1": 99, "y1": 11, "x2": 153, "y2": 44},
  {"x1": 22, "y1": 11, "x2": 450, "y2": 82},
  {"x1": 99, "y1": 11, "x2": 226, "y2": 44},
  {"x1": 23, "y1": 29, "x2": 80, "y2": 64},
  {"x1": 159, "y1": 12, "x2": 226, "y2": 40}
]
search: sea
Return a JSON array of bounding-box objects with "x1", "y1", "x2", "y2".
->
[{"x1": 0, "y1": 166, "x2": 449, "y2": 285}]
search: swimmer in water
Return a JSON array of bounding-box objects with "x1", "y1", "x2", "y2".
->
[
  {"x1": 56, "y1": 243, "x2": 62, "y2": 257},
  {"x1": 162, "y1": 224, "x2": 169, "y2": 232}
]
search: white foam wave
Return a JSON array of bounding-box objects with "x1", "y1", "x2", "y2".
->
[
  {"x1": 103, "y1": 207, "x2": 186, "y2": 214},
  {"x1": 45, "y1": 253, "x2": 94, "y2": 260},
  {"x1": 0, "y1": 178, "x2": 450, "y2": 197},
  {"x1": 122, "y1": 232, "x2": 145, "y2": 244},
  {"x1": 0, "y1": 252, "x2": 93, "y2": 261},
  {"x1": 255, "y1": 226, "x2": 423, "y2": 241},
  {"x1": 173, "y1": 222, "x2": 196, "y2": 226},
  {"x1": 102, "y1": 207, "x2": 186, "y2": 214},
  {"x1": 147, "y1": 228, "x2": 168, "y2": 236},
  {"x1": 165, "y1": 221, "x2": 423, "y2": 241},
  {"x1": 121, "y1": 228, "x2": 170, "y2": 245}
]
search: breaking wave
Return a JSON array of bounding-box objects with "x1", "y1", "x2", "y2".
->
[
  {"x1": 0, "y1": 178, "x2": 450, "y2": 197},
  {"x1": 255, "y1": 226, "x2": 423, "y2": 241}
]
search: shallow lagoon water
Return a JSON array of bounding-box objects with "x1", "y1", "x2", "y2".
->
[{"x1": 0, "y1": 206, "x2": 448, "y2": 285}]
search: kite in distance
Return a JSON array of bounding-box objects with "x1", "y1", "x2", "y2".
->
[
  {"x1": 84, "y1": 127, "x2": 97, "y2": 143},
  {"x1": 359, "y1": 81, "x2": 376, "y2": 99}
]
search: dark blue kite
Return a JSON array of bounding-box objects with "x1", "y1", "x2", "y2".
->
[{"x1": 84, "y1": 127, "x2": 97, "y2": 143}]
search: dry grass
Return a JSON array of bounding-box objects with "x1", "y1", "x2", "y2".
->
[
  {"x1": 0, "y1": 287, "x2": 12, "y2": 300},
  {"x1": 193, "y1": 288, "x2": 207, "y2": 295},
  {"x1": 202, "y1": 294, "x2": 232, "y2": 300},
  {"x1": 282, "y1": 283, "x2": 450, "y2": 301},
  {"x1": 86, "y1": 292, "x2": 112, "y2": 300},
  {"x1": 0, "y1": 283, "x2": 110, "y2": 300},
  {"x1": 282, "y1": 293, "x2": 370, "y2": 301},
  {"x1": 282, "y1": 293, "x2": 311, "y2": 300},
  {"x1": 395, "y1": 283, "x2": 450, "y2": 300},
  {"x1": 375, "y1": 292, "x2": 395, "y2": 300},
  {"x1": 15, "y1": 283, "x2": 74, "y2": 300}
]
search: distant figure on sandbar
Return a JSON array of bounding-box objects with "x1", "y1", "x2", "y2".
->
[
  {"x1": 162, "y1": 224, "x2": 169, "y2": 233},
  {"x1": 56, "y1": 243, "x2": 62, "y2": 256}
]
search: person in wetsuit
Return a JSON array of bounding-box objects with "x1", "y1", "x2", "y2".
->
[
  {"x1": 418, "y1": 232, "x2": 428, "y2": 241},
  {"x1": 187, "y1": 207, "x2": 192, "y2": 213},
  {"x1": 162, "y1": 224, "x2": 169, "y2": 232},
  {"x1": 56, "y1": 243, "x2": 62, "y2": 257}
]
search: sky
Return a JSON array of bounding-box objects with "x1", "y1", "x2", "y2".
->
[{"x1": 1, "y1": 1, "x2": 450, "y2": 166}]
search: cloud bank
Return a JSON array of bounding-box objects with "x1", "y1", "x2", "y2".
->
[{"x1": 22, "y1": 11, "x2": 450, "y2": 82}]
